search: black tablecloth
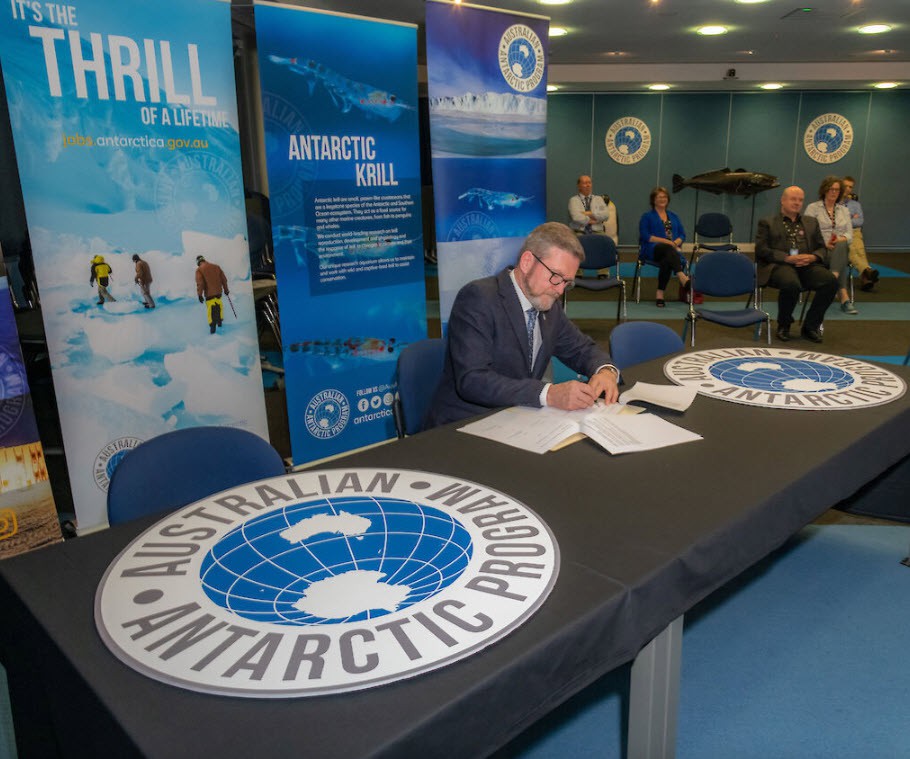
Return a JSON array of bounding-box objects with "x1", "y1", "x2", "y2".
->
[{"x1": 2, "y1": 347, "x2": 908, "y2": 758}]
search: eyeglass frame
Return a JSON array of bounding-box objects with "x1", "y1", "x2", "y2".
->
[{"x1": 531, "y1": 252, "x2": 575, "y2": 290}]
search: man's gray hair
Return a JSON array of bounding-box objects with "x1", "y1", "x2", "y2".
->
[{"x1": 519, "y1": 222, "x2": 585, "y2": 265}]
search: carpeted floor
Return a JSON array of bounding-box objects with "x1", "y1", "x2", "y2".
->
[{"x1": 495, "y1": 525, "x2": 910, "y2": 759}]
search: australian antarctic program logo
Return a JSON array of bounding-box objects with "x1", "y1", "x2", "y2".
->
[
  {"x1": 664, "y1": 347, "x2": 906, "y2": 410},
  {"x1": 261, "y1": 92, "x2": 315, "y2": 218},
  {"x1": 498, "y1": 25, "x2": 545, "y2": 93},
  {"x1": 305, "y1": 389, "x2": 350, "y2": 439},
  {"x1": 94, "y1": 468, "x2": 559, "y2": 697},
  {"x1": 155, "y1": 151, "x2": 244, "y2": 234},
  {"x1": 0, "y1": 346, "x2": 28, "y2": 436},
  {"x1": 605, "y1": 117, "x2": 651, "y2": 165},
  {"x1": 93, "y1": 437, "x2": 143, "y2": 491},
  {"x1": 447, "y1": 211, "x2": 499, "y2": 242},
  {"x1": 803, "y1": 113, "x2": 853, "y2": 164}
]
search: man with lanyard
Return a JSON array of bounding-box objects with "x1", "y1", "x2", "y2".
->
[
  {"x1": 755, "y1": 186, "x2": 837, "y2": 343},
  {"x1": 568, "y1": 174, "x2": 610, "y2": 235}
]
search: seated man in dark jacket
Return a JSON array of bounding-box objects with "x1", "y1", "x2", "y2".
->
[{"x1": 426, "y1": 222, "x2": 619, "y2": 428}]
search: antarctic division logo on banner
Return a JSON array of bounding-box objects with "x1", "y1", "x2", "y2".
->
[
  {"x1": 95, "y1": 468, "x2": 559, "y2": 697},
  {"x1": 605, "y1": 117, "x2": 651, "y2": 165},
  {"x1": 93, "y1": 437, "x2": 143, "y2": 491},
  {"x1": 664, "y1": 348, "x2": 905, "y2": 410},
  {"x1": 803, "y1": 114, "x2": 853, "y2": 164},
  {"x1": 304, "y1": 389, "x2": 350, "y2": 439},
  {"x1": 498, "y1": 25, "x2": 545, "y2": 93}
]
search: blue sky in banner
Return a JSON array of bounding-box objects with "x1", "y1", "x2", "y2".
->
[
  {"x1": 426, "y1": 5, "x2": 548, "y2": 101},
  {"x1": 0, "y1": 0, "x2": 267, "y2": 530}
]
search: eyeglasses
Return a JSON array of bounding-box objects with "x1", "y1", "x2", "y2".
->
[{"x1": 532, "y1": 253, "x2": 575, "y2": 290}]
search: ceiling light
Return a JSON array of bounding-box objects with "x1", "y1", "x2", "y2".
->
[
  {"x1": 648, "y1": 84, "x2": 671, "y2": 91},
  {"x1": 760, "y1": 83, "x2": 784, "y2": 90},
  {"x1": 546, "y1": 84, "x2": 560, "y2": 92},
  {"x1": 858, "y1": 24, "x2": 892, "y2": 34},
  {"x1": 539, "y1": 0, "x2": 571, "y2": 5},
  {"x1": 874, "y1": 82, "x2": 899, "y2": 89},
  {"x1": 549, "y1": 26, "x2": 568, "y2": 36},
  {"x1": 735, "y1": 0, "x2": 769, "y2": 4},
  {"x1": 697, "y1": 25, "x2": 728, "y2": 36}
]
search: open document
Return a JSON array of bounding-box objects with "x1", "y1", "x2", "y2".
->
[
  {"x1": 458, "y1": 402, "x2": 702, "y2": 455},
  {"x1": 618, "y1": 381, "x2": 698, "y2": 412}
]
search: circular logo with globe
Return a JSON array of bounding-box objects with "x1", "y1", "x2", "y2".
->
[
  {"x1": 95, "y1": 468, "x2": 559, "y2": 696},
  {"x1": 92, "y1": 436, "x2": 143, "y2": 491},
  {"x1": 447, "y1": 211, "x2": 499, "y2": 242},
  {"x1": 605, "y1": 117, "x2": 652, "y2": 165},
  {"x1": 498, "y1": 24, "x2": 545, "y2": 93},
  {"x1": 803, "y1": 113, "x2": 853, "y2": 164},
  {"x1": 664, "y1": 347, "x2": 905, "y2": 410},
  {"x1": 155, "y1": 152, "x2": 243, "y2": 235},
  {"x1": 304, "y1": 388, "x2": 350, "y2": 439}
]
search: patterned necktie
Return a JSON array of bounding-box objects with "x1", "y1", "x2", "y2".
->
[
  {"x1": 526, "y1": 307, "x2": 537, "y2": 372},
  {"x1": 582, "y1": 195, "x2": 591, "y2": 211}
]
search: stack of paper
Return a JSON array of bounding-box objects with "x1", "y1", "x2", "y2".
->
[{"x1": 459, "y1": 399, "x2": 701, "y2": 455}]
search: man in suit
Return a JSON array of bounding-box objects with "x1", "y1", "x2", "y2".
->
[
  {"x1": 755, "y1": 186, "x2": 837, "y2": 343},
  {"x1": 568, "y1": 174, "x2": 610, "y2": 235},
  {"x1": 426, "y1": 222, "x2": 619, "y2": 428}
]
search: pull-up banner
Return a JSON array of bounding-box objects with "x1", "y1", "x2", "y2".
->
[
  {"x1": 253, "y1": 2, "x2": 426, "y2": 464},
  {"x1": 426, "y1": 0, "x2": 548, "y2": 325},
  {"x1": 0, "y1": 0, "x2": 269, "y2": 532},
  {"x1": 0, "y1": 278, "x2": 62, "y2": 558}
]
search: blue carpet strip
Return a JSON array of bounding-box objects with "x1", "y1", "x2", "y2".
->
[{"x1": 496, "y1": 525, "x2": 910, "y2": 759}]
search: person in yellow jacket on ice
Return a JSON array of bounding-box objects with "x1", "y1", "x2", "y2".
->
[
  {"x1": 195, "y1": 255, "x2": 229, "y2": 334},
  {"x1": 89, "y1": 255, "x2": 116, "y2": 305}
]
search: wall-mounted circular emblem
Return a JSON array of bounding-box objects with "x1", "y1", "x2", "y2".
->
[
  {"x1": 498, "y1": 24, "x2": 545, "y2": 93},
  {"x1": 93, "y1": 437, "x2": 143, "y2": 491},
  {"x1": 95, "y1": 468, "x2": 559, "y2": 697},
  {"x1": 0, "y1": 346, "x2": 28, "y2": 436},
  {"x1": 304, "y1": 389, "x2": 350, "y2": 439},
  {"x1": 664, "y1": 347, "x2": 905, "y2": 410},
  {"x1": 803, "y1": 113, "x2": 853, "y2": 164},
  {"x1": 605, "y1": 117, "x2": 651, "y2": 165}
]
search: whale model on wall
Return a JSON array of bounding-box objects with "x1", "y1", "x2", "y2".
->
[{"x1": 673, "y1": 168, "x2": 780, "y2": 196}]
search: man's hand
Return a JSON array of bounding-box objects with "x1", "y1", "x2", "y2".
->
[
  {"x1": 588, "y1": 367, "x2": 620, "y2": 404},
  {"x1": 547, "y1": 380, "x2": 599, "y2": 410},
  {"x1": 785, "y1": 253, "x2": 817, "y2": 267}
]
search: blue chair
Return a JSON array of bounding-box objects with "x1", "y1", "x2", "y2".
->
[
  {"x1": 633, "y1": 246, "x2": 688, "y2": 303},
  {"x1": 393, "y1": 338, "x2": 447, "y2": 437},
  {"x1": 609, "y1": 321, "x2": 684, "y2": 371},
  {"x1": 106, "y1": 426, "x2": 287, "y2": 525},
  {"x1": 692, "y1": 213, "x2": 738, "y2": 258},
  {"x1": 568, "y1": 234, "x2": 626, "y2": 321},
  {"x1": 683, "y1": 251, "x2": 771, "y2": 347},
  {"x1": 903, "y1": 346, "x2": 909, "y2": 366}
]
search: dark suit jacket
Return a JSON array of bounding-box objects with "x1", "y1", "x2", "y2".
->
[
  {"x1": 426, "y1": 268, "x2": 612, "y2": 428},
  {"x1": 754, "y1": 212, "x2": 828, "y2": 287}
]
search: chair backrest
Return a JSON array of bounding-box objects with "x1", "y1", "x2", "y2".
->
[
  {"x1": 395, "y1": 338, "x2": 447, "y2": 436},
  {"x1": 578, "y1": 233, "x2": 618, "y2": 271},
  {"x1": 694, "y1": 212, "x2": 733, "y2": 239},
  {"x1": 107, "y1": 426, "x2": 287, "y2": 525},
  {"x1": 692, "y1": 251, "x2": 755, "y2": 298},
  {"x1": 609, "y1": 321, "x2": 684, "y2": 370}
]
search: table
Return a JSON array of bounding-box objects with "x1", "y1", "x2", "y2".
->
[{"x1": 2, "y1": 346, "x2": 909, "y2": 758}]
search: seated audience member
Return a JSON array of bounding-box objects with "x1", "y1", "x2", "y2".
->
[
  {"x1": 568, "y1": 174, "x2": 610, "y2": 235},
  {"x1": 426, "y1": 222, "x2": 619, "y2": 429},
  {"x1": 638, "y1": 186, "x2": 691, "y2": 307},
  {"x1": 804, "y1": 176, "x2": 856, "y2": 314},
  {"x1": 840, "y1": 176, "x2": 879, "y2": 291},
  {"x1": 755, "y1": 186, "x2": 837, "y2": 343}
]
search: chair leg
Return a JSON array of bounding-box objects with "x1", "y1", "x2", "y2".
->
[{"x1": 633, "y1": 262, "x2": 642, "y2": 303}]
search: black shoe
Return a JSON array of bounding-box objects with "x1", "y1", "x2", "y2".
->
[
  {"x1": 801, "y1": 327, "x2": 823, "y2": 343},
  {"x1": 776, "y1": 326, "x2": 790, "y2": 342}
]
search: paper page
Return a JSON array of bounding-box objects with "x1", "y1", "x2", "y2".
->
[
  {"x1": 619, "y1": 381, "x2": 698, "y2": 412},
  {"x1": 458, "y1": 406, "x2": 581, "y2": 454},
  {"x1": 581, "y1": 412, "x2": 702, "y2": 455}
]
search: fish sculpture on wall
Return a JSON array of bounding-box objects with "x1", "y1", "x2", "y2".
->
[{"x1": 672, "y1": 168, "x2": 780, "y2": 196}]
